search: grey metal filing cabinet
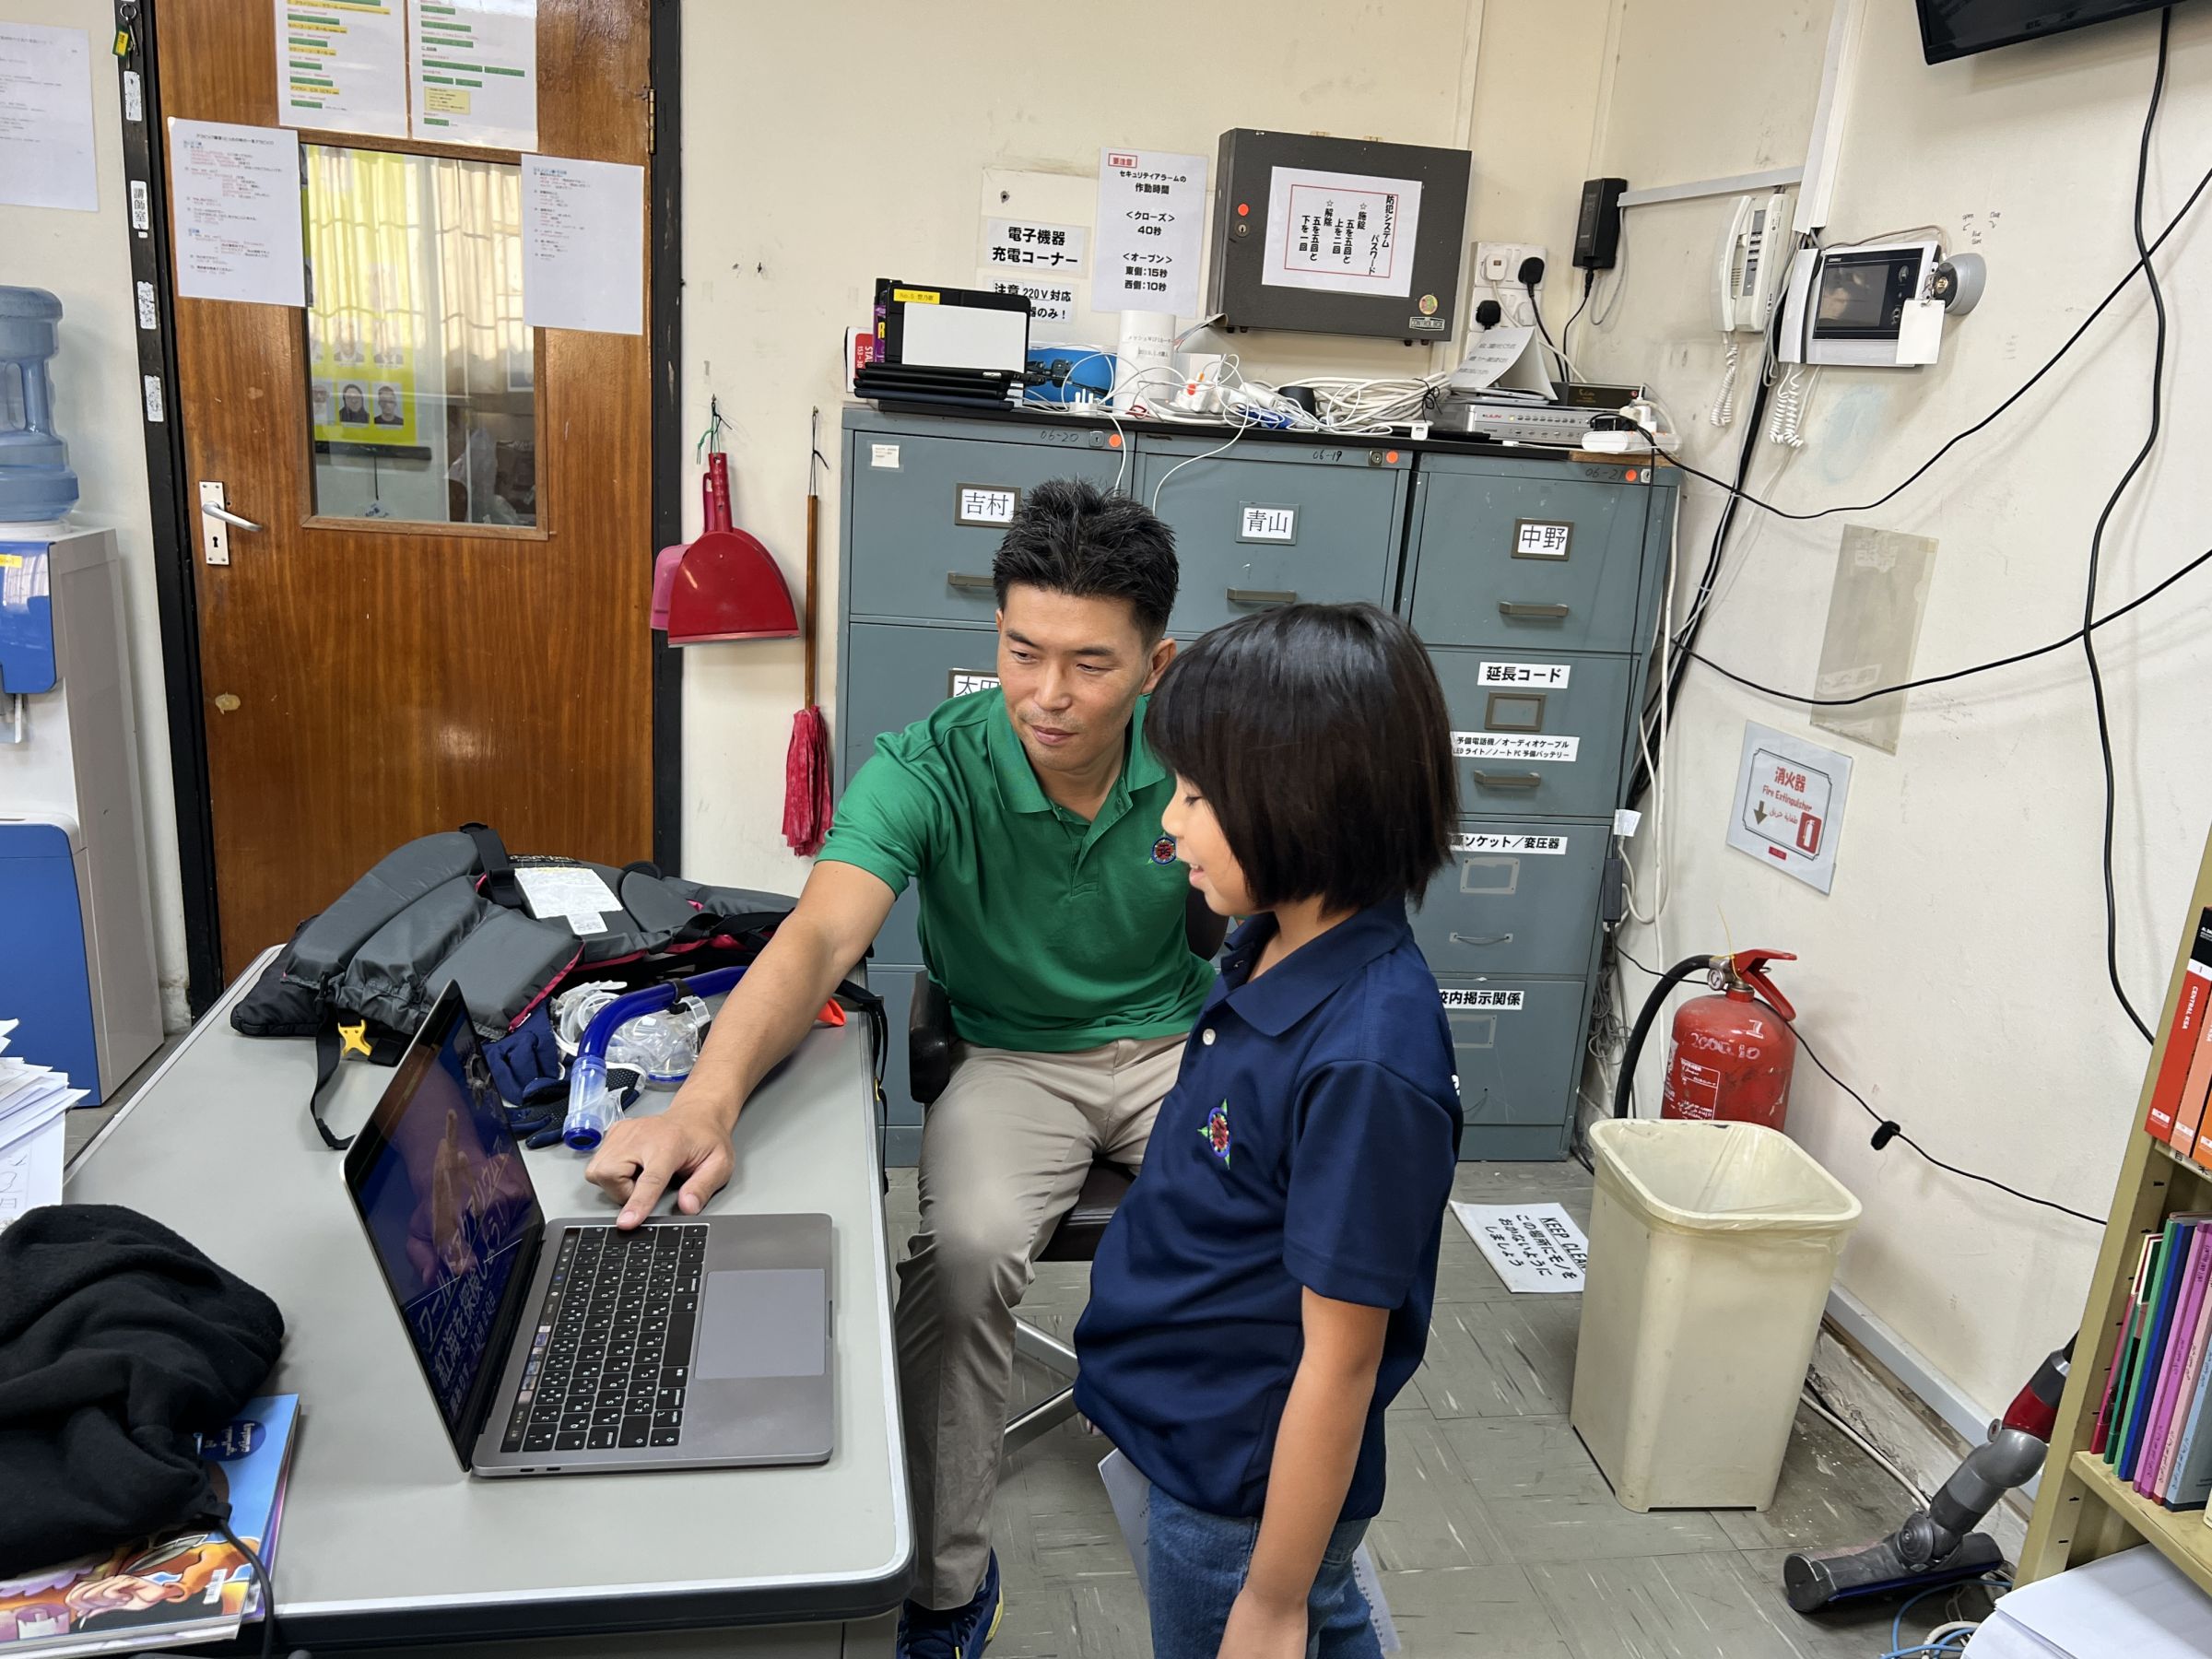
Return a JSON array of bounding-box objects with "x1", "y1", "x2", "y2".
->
[
  {"x1": 837, "y1": 406, "x2": 1409, "y2": 1164},
  {"x1": 1402, "y1": 451, "x2": 1676, "y2": 1159}
]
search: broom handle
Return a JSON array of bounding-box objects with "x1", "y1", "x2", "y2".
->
[{"x1": 804, "y1": 490, "x2": 819, "y2": 708}]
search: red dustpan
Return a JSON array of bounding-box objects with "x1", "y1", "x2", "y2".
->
[{"x1": 665, "y1": 452, "x2": 798, "y2": 644}]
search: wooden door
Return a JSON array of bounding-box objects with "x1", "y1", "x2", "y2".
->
[{"x1": 157, "y1": 0, "x2": 653, "y2": 980}]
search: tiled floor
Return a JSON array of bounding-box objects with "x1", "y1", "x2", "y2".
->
[{"x1": 887, "y1": 1159, "x2": 2004, "y2": 1659}]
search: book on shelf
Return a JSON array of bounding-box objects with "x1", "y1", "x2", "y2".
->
[
  {"x1": 2139, "y1": 1223, "x2": 2212, "y2": 1497},
  {"x1": 2147, "y1": 909, "x2": 2212, "y2": 1146},
  {"x1": 2164, "y1": 1344, "x2": 2212, "y2": 1509},
  {"x1": 2110, "y1": 1230, "x2": 2171, "y2": 1473},
  {"x1": 0, "y1": 1395, "x2": 300, "y2": 1656},
  {"x1": 2120, "y1": 1217, "x2": 2206, "y2": 1480}
]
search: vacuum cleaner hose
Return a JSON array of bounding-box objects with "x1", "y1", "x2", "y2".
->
[{"x1": 1611, "y1": 955, "x2": 1715, "y2": 1120}]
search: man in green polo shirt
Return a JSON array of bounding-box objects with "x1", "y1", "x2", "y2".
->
[{"x1": 586, "y1": 478, "x2": 1211, "y2": 1658}]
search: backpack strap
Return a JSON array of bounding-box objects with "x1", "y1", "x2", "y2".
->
[
  {"x1": 460, "y1": 822, "x2": 525, "y2": 911},
  {"x1": 311, "y1": 1009, "x2": 356, "y2": 1151}
]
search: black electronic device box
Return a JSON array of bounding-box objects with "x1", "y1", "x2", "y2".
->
[
  {"x1": 1573, "y1": 177, "x2": 1629, "y2": 270},
  {"x1": 1914, "y1": 0, "x2": 2185, "y2": 63},
  {"x1": 1206, "y1": 129, "x2": 1470, "y2": 344}
]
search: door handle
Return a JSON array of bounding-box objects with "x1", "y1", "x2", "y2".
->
[
  {"x1": 197, "y1": 481, "x2": 260, "y2": 567},
  {"x1": 1499, "y1": 601, "x2": 1570, "y2": 619},
  {"x1": 1470, "y1": 771, "x2": 1542, "y2": 790},
  {"x1": 1450, "y1": 933, "x2": 1514, "y2": 948},
  {"x1": 1228, "y1": 587, "x2": 1299, "y2": 606},
  {"x1": 947, "y1": 571, "x2": 994, "y2": 592}
]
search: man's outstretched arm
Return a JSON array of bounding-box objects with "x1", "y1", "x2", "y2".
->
[{"x1": 584, "y1": 860, "x2": 895, "y2": 1227}]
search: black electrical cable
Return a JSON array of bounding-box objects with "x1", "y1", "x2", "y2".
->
[
  {"x1": 2081, "y1": 6, "x2": 2171, "y2": 1043},
  {"x1": 1614, "y1": 947, "x2": 2103, "y2": 1227},
  {"x1": 1623, "y1": 276, "x2": 1793, "y2": 808},
  {"x1": 1792, "y1": 1019, "x2": 2105, "y2": 1229},
  {"x1": 1561, "y1": 268, "x2": 1596, "y2": 382},
  {"x1": 1525, "y1": 276, "x2": 1571, "y2": 390},
  {"x1": 216, "y1": 1517, "x2": 285, "y2": 1659},
  {"x1": 1687, "y1": 538, "x2": 2212, "y2": 707},
  {"x1": 1659, "y1": 138, "x2": 2212, "y2": 526}
]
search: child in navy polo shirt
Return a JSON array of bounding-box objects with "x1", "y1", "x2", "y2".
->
[{"x1": 1074, "y1": 602, "x2": 1462, "y2": 1659}]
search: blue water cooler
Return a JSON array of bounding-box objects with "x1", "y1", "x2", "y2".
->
[{"x1": 0, "y1": 529, "x2": 162, "y2": 1103}]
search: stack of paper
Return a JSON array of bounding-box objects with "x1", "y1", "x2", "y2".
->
[
  {"x1": 1961, "y1": 1546, "x2": 2212, "y2": 1656},
  {"x1": 0, "y1": 1018, "x2": 86, "y2": 1237}
]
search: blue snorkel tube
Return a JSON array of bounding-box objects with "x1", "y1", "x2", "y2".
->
[{"x1": 562, "y1": 965, "x2": 747, "y2": 1150}]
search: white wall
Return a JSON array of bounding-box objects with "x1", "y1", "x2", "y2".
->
[
  {"x1": 679, "y1": 0, "x2": 1521, "y2": 883},
  {"x1": 2, "y1": 0, "x2": 186, "y2": 1029},
  {"x1": 1580, "y1": 0, "x2": 2212, "y2": 1415}
]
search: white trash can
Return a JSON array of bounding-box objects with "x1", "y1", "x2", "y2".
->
[{"x1": 1571, "y1": 1119, "x2": 1862, "y2": 1512}]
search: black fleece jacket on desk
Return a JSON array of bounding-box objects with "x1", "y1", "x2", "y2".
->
[{"x1": 0, "y1": 1204, "x2": 284, "y2": 1573}]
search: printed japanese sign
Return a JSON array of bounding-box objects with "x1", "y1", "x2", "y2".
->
[
  {"x1": 1451, "y1": 1202, "x2": 1588, "y2": 1294},
  {"x1": 1094, "y1": 147, "x2": 1206, "y2": 314},
  {"x1": 1239, "y1": 505, "x2": 1297, "y2": 543},
  {"x1": 1479, "y1": 661, "x2": 1571, "y2": 688},
  {"x1": 948, "y1": 672, "x2": 998, "y2": 699},
  {"x1": 983, "y1": 217, "x2": 1087, "y2": 275},
  {"x1": 1453, "y1": 832, "x2": 1567, "y2": 856},
  {"x1": 1513, "y1": 520, "x2": 1573, "y2": 559},
  {"x1": 1262, "y1": 166, "x2": 1423, "y2": 300},
  {"x1": 1726, "y1": 722, "x2": 1853, "y2": 895},
  {"x1": 955, "y1": 486, "x2": 1018, "y2": 527},
  {"x1": 1441, "y1": 988, "x2": 1524, "y2": 1011},
  {"x1": 982, "y1": 276, "x2": 1077, "y2": 326},
  {"x1": 1453, "y1": 734, "x2": 1579, "y2": 763}
]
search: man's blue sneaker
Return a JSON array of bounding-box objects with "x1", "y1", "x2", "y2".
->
[{"x1": 895, "y1": 1552, "x2": 1003, "y2": 1659}]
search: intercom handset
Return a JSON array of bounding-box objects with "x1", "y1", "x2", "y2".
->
[
  {"x1": 1707, "y1": 194, "x2": 1792, "y2": 430},
  {"x1": 1714, "y1": 194, "x2": 1792, "y2": 334}
]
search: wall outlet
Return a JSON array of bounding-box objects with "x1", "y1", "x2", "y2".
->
[{"x1": 1475, "y1": 241, "x2": 1549, "y2": 289}]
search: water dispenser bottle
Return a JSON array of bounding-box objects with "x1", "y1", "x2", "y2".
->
[{"x1": 0, "y1": 288, "x2": 80, "y2": 523}]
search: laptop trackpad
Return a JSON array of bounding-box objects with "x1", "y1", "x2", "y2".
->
[{"x1": 696, "y1": 1268, "x2": 828, "y2": 1380}]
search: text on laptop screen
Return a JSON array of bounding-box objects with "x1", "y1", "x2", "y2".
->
[{"x1": 353, "y1": 1022, "x2": 539, "y2": 1444}]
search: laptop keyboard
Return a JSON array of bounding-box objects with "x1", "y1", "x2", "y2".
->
[{"x1": 500, "y1": 1223, "x2": 707, "y2": 1457}]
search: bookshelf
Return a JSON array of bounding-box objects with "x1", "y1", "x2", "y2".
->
[{"x1": 2019, "y1": 829, "x2": 2212, "y2": 1594}]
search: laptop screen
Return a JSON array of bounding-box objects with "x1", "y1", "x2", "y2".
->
[{"x1": 343, "y1": 987, "x2": 543, "y2": 1465}]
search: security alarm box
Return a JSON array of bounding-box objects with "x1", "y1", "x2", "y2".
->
[{"x1": 1207, "y1": 129, "x2": 1470, "y2": 343}]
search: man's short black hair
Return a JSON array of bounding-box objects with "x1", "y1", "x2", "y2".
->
[
  {"x1": 1146, "y1": 603, "x2": 1457, "y2": 913},
  {"x1": 992, "y1": 477, "x2": 1178, "y2": 642}
]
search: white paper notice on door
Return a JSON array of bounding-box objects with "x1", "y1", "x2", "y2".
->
[
  {"x1": 168, "y1": 120, "x2": 306, "y2": 306},
  {"x1": 1263, "y1": 167, "x2": 1422, "y2": 299},
  {"x1": 410, "y1": 0, "x2": 536, "y2": 149},
  {"x1": 0, "y1": 22, "x2": 100, "y2": 214},
  {"x1": 276, "y1": 0, "x2": 407, "y2": 138},
  {"x1": 521, "y1": 155, "x2": 642, "y2": 334}
]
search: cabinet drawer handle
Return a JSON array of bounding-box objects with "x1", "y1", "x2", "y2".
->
[
  {"x1": 947, "y1": 571, "x2": 994, "y2": 593},
  {"x1": 1228, "y1": 587, "x2": 1299, "y2": 606},
  {"x1": 1499, "y1": 601, "x2": 1571, "y2": 619},
  {"x1": 1450, "y1": 932, "x2": 1514, "y2": 948},
  {"x1": 1470, "y1": 771, "x2": 1543, "y2": 790}
]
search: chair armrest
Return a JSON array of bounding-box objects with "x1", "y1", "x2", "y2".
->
[{"x1": 908, "y1": 976, "x2": 955, "y2": 1106}]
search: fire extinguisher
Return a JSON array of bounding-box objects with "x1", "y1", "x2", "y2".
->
[{"x1": 1612, "y1": 950, "x2": 1799, "y2": 1131}]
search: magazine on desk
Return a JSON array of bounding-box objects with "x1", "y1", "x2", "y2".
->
[{"x1": 0, "y1": 1395, "x2": 300, "y2": 1656}]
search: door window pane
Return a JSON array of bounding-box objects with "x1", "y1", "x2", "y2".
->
[{"x1": 304, "y1": 145, "x2": 535, "y2": 525}]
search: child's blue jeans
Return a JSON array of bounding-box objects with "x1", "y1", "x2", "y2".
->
[{"x1": 1144, "y1": 1482, "x2": 1382, "y2": 1659}]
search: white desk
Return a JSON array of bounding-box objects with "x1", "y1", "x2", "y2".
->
[{"x1": 66, "y1": 954, "x2": 911, "y2": 1655}]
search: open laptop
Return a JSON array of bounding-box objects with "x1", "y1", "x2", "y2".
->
[{"x1": 341, "y1": 982, "x2": 834, "y2": 1477}]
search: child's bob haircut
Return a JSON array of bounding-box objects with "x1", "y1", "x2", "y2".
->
[{"x1": 1145, "y1": 602, "x2": 1457, "y2": 913}]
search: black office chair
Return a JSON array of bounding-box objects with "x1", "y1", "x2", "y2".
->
[{"x1": 908, "y1": 888, "x2": 1229, "y2": 1450}]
